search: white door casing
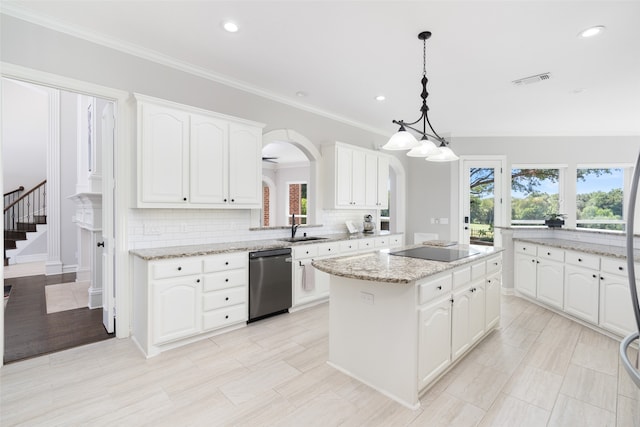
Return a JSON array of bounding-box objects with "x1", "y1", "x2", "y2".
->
[{"x1": 101, "y1": 102, "x2": 116, "y2": 333}]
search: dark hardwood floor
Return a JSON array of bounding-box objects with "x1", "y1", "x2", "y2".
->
[{"x1": 4, "y1": 272, "x2": 114, "y2": 364}]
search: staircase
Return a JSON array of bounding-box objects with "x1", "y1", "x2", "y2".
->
[{"x1": 4, "y1": 181, "x2": 47, "y2": 266}]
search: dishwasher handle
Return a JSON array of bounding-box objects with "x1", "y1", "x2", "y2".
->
[{"x1": 249, "y1": 248, "x2": 292, "y2": 259}]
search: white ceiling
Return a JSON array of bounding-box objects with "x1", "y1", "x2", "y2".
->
[{"x1": 4, "y1": 1, "x2": 640, "y2": 137}]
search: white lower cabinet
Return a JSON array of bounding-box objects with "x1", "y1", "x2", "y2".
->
[
  {"x1": 152, "y1": 277, "x2": 202, "y2": 345},
  {"x1": 599, "y1": 273, "x2": 639, "y2": 336},
  {"x1": 418, "y1": 253, "x2": 502, "y2": 391},
  {"x1": 514, "y1": 252, "x2": 537, "y2": 298},
  {"x1": 133, "y1": 252, "x2": 248, "y2": 357},
  {"x1": 564, "y1": 264, "x2": 599, "y2": 323},
  {"x1": 536, "y1": 259, "x2": 564, "y2": 309},
  {"x1": 418, "y1": 296, "x2": 452, "y2": 389}
]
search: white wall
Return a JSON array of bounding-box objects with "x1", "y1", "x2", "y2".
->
[
  {"x1": 406, "y1": 136, "x2": 640, "y2": 243},
  {"x1": 1, "y1": 78, "x2": 47, "y2": 192},
  {"x1": 59, "y1": 90, "x2": 79, "y2": 268}
]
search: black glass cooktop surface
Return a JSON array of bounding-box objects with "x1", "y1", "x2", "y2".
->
[{"x1": 389, "y1": 246, "x2": 480, "y2": 262}]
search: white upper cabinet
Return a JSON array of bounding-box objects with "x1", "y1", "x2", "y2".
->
[
  {"x1": 139, "y1": 103, "x2": 190, "y2": 204},
  {"x1": 323, "y1": 142, "x2": 391, "y2": 209},
  {"x1": 136, "y1": 94, "x2": 264, "y2": 208}
]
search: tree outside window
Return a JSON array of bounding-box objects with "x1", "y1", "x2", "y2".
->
[
  {"x1": 511, "y1": 168, "x2": 560, "y2": 225},
  {"x1": 288, "y1": 183, "x2": 307, "y2": 225},
  {"x1": 576, "y1": 168, "x2": 624, "y2": 231}
]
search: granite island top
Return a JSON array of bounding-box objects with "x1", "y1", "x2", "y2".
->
[
  {"x1": 129, "y1": 231, "x2": 399, "y2": 261},
  {"x1": 312, "y1": 244, "x2": 503, "y2": 284},
  {"x1": 514, "y1": 237, "x2": 640, "y2": 261}
]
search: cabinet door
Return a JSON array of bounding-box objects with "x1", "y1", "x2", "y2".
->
[
  {"x1": 599, "y1": 274, "x2": 639, "y2": 336},
  {"x1": 335, "y1": 146, "x2": 353, "y2": 206},
  {"x1": 418, "y1": 297, "x2": 452, "y2": 389},
  {"x1": 190, "y1": 114, "x2": 228, "y2": 204},
  {"x1": 364, "y1": 153, "x2": 378, "y2": 207},
  {"x1": 485, "y1": 272, "x2": 501, "y2": 330},
  {"x1": 351, "y1": 149, "x2": 366, "y2": 206},
  {"x1": 469, "y1": 282, "x2": 486, "y2": 344},
  {"x1": 537, "y1": 259, "x2": 564, "y2": 309},
  {"x1": 152, "y1": 277, "x2": 201, "y2": 344},
  {"x1": 377, "y1": 156, "x2": 389, "y2": 209},
  {"x1": 451, "y1": 288, "x2": 471, "y2": 361},
  {"x1": 140, "y1": 103, "x2": 189, "y2": 203},
  {"x1": 564, "y1": 265, "x2": 599, "y2": 323},
  {"x1": 229, "y1": 123, "x2": 262, "y2": 206},
  {"x1": 515, "y1": 253, "x2": 537, "y2": 298},
  {"x1": 293, "y1": 261, "x2": 317, "y2": 306}
]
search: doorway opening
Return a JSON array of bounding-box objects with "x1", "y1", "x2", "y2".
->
[{"x1": 2, "y1": 78, "x2": 115, "y2": 363}]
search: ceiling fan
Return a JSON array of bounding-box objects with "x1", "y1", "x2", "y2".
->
[{"x1": 262, "y1": 156, "x2": 278, "y2": 163}]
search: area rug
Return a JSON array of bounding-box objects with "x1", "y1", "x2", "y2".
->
[{"x1": 4, "y1": 284, "x2": 11, "y2": 307}]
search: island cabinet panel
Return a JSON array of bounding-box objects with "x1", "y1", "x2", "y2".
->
[
  {"x1": 418, "y1": 296, "x2": 452, "y2": 389},
  {"x1": 325, "y1": 250, "x2": 502, "y2": 409},
  {"x1": 133, "y1": 252, "x2": 248, "y2": 358}
]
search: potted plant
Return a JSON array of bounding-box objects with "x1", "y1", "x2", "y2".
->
[{"x1": 544, "y1": 213, "x2": 566, "y2": 228}]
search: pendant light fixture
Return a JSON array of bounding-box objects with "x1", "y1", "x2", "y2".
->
[{"x1": 382, "y1": 31, "x2": 458, "y2": 162}]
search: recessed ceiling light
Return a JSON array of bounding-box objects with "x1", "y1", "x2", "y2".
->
[
  {"x1": 296, "y1": 91, "x2": 307, "y2": 97},
  {"x1": 223, "y1": 21, "x2": 239, "y2": 33},
  {"x1": 571, "y1": 88, "x2": 587, "y2": 94},
  {"x1": 375, "y1": 95, "x2": 386, "y2": 101},
  {"x1": 579, "y1": 25, "x2": 605, "y2": 38}
]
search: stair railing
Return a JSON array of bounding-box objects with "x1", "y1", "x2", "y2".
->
[
  {"x1": 4, "y1": 185, "x2": 24, "y2": 207},
  {"x1": 4, "y1": 180, "x2": 47, "y2": 232}
]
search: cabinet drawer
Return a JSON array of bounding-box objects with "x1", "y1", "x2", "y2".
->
[
  {"x1": 419, "y1": 274, "x2": 452, "y2": 305},
  {"x1": 389, "y1": 235, "x2": 404, "y2": 248},
  {"x1": 565, "y1": 251, "x2": 599, "y2": 270},
  {"x1": 203, "y1": 269, "x2": 247, "y2": 291},
  {"x1": 152, "y1": 258, "x2": 201, "y2": 279},
  {"x1": 202, "y1": 304, "x2": 247, "y2": 331},
  {"x1": 203, "y1": 252, "x2": 247, "y2": 272},
  {"x1": 358, "y1": 239, "x2": 375, "y2": 251},
  {"x1": 471, "y1": 261, "x2": 486, "y2": 280},
  {"x1": 539, "y1": 246, "x2": 564, "y2": 262},
  {"x1": 515, "y1": 242, "x2": 537, "y2": 255},
  {"x1": 486, "y1": 256, "x2": 502, "y2": 274},
  {"x1": 317, "y1": 242, "x2": 339, "y2": 256},
  {"x1": 339, "y1": 240, "x2": 359, "y2": 254},
  {"x1": 374, "y1": 237, "x2": 389, "y2": 247},
  {"x1": 601, "y1": 257, "x2": 628, "y2": 276},
  {"x1": 203, "y1": 287, "x2": 246, "y2": 311},
  {"x1": 453, "y1": 267, "x2": 471, "y2": 289},
  {"x1": 293, "y1": 245, "x2": 319, "y2": 259}
]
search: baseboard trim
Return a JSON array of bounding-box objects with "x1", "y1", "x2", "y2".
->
[
  {"x1": 62, "y1": 264, "x2": 79, "y2": 273},
  {"x1": 11, "y1": 253, "x2": 47, "y2": 264}
]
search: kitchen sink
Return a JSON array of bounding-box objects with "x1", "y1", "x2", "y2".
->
[{"x1": 278, "y1": 236, "x2": 328, "y2": 243}]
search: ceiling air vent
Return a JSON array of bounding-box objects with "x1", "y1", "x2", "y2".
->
[{"x1": 512, "y1": 72, "x2": 552, "y2": 86}]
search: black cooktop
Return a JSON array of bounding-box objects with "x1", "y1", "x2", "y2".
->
[{"x1": 389, "y1": 246, "x2": 480, "y2": 262}]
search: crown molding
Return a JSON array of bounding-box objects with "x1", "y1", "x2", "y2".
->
[{"x1": 0, "y1": 4, "x2": 391, "y2": 138}]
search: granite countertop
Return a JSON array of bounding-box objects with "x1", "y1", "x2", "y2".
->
[
  {"x1": 312, "y1": 244, "x2": 503, "y2": 284},
  {"x1": 514, "y1": 237, "x2": 640, "y2": 261},
  {"x1": 130, "y1": 231, "x2": 399, "y2": 261}
]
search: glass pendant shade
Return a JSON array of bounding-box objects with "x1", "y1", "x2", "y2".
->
[
  {"x1": 426, "y1": 145, "x2": 459, "y2": 162},
  {"x1": 406, "y1": 138, "x2": 439, "y2": 157},
  {"x1": 382, "y1": 129, "x2": 420, "y2": 150}
]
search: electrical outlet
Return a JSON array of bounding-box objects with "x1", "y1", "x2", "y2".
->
[
  {"x1": 143, "y1": 224, "x2": 162, "y2": 235},
  {"x1": 360, "y1": 291, "x2": 374, "y2": 305}
]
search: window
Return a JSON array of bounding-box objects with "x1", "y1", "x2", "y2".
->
[
  {"x1": 576, "y1": 168, "x2": 625, "y2": 231},
  {"x1": 287, "y1": 182, "x2": 307, "y2": 225},
  {"x1": 380, "y1": 177, "x2": 390, "y2": 231},
  {"x1": 511, "y1": 168, "x2": 561, "y2": 226}
]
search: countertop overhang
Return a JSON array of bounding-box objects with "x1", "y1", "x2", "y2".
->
[{"x1": 312, "y1": 244, "x2": 503, "y2": 284}]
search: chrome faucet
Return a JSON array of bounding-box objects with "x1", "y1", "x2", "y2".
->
[{"x1": 291, "y1": 213, "x2": 299, "y2": 239}]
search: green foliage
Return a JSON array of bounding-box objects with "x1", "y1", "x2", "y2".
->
[{"x1": 576, "y1": 188, "x2": 622, "y2": 220}]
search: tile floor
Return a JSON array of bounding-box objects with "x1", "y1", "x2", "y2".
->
[
  {"x1": 44, "y1": 281, "x2": 90, "y2": 313},
  {"x1": 4, "y1": 261, "x2": 46, "y2": 279},
  {"x1": 1, "y1": 295, "x2": 639, "y2": 426}
]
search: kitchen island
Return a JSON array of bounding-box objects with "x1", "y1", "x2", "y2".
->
[{"x1": 312, "y1": 245, "x2": 503, "y2": 409}]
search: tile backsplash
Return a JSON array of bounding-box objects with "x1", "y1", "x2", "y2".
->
[{"x1": 127, "y1": 208, "x2": 377, "y2": 249}]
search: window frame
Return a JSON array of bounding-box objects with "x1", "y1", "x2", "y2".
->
[
  {"x1": 510, "y1": 164, "x2": 567, "y2": 227},
  {"x1": 286, "y1": 181, "x2": 308, "y2": 225}
]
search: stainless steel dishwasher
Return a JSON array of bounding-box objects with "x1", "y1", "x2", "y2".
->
[{"x1": 248, "y1": 248, "x2": 292, "y2": 322}]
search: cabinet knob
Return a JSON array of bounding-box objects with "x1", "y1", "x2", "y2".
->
[
  {"x1": 183, "y1": 197, "x2": 187, "y2": 201},
  {"x1": 436, "y1": 285, "x2": 442, "y2": 290},
  {"x1": 547, "y1": 252, "x2": 551, "y2": 256},
  {"x1": 328, "y1": 248, "x2": 331, "y2": 251},
  {"x1": 225, "y1": 278, "x2": 229, "y2": 282},
  {"x1": 196, "y1": 279, "x2": 200, "y2": 283},
  {"x1": 593, "y1": 274, "x2": 597, "y2": 278},
  {"x1": 488, "y1": 279, "x2": 492, "y2": 283},
  {"x1": 225, "y1": 261, "x2": 229, "y2": 265},
  {"x1": 223, "y1": 198, "x2": 227, "y2": 202},
  {"x1": 225, "y1": 315, "x2": 229, "y2": 319},
  {"x1": 225, "y1": 297, "x2": 229, "y2": 301},
  {"x1": 97, "y1": 241, "x2": 105, "y2": 247},
  {"x1": 578, "y1": 258, "x2": 582, "y2": 262},
  {"x1": 231, "y1": 199, "x2": 235, "y2": 202},
  {"x1": 601, "y1": 277, "x2": 605, "y2": 280},
  {"x1": 177, "y1": 266, "x2": 182, "y2": 271},
  {"x1": 619, "y1": 266, "x2": 624, "y2": 271},
  {"x1": 536, "y1": 261, "x2": 540, "y2": 264}
]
